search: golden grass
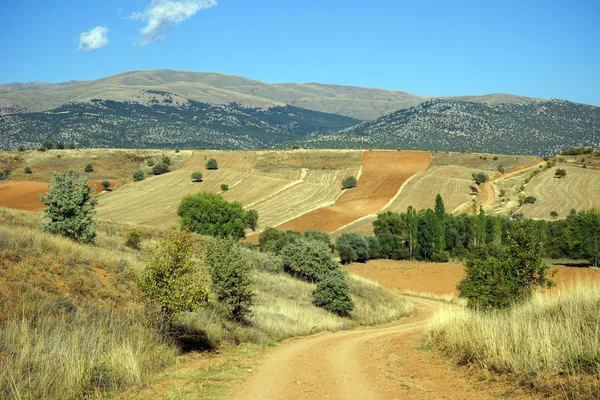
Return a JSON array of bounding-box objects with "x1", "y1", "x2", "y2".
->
[{"x1": 424, "y1": 284, "x2": 600, "y2": 397}]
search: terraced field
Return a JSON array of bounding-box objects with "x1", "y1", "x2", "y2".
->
[{"x1": 522, "y1": 165, "x2": 600, "y2": 219}]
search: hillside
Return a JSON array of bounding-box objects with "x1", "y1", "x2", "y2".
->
[
  {"x1": 0, "y1": 96, "x2": 360, "y2": 150},
  {"x1": 0, "y1": 69, "x2": 536, "y2": 120},
  {"x1": 300, "y1": 99, "x2": 600, "y2": 155}
]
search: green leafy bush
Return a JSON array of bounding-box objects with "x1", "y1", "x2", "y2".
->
[
  {"x1": 133, "y1": 170, "x2": 145, "y2": 181},
  {"x1": 472, "y1": 172, "x2": 489, "y2": 185},
  {"x1": 146, "y1": 158, "x2": 155, "y2": 167},
  {"x1": 303, "y1": 229, "x2": 334, "y2": 252},
  {"x1": 191, "y1": 172, "x2": 203, "y2": 182},
  {"x1": 258, "y1": 228, "x2": 302, "y2": 254},
  {"x1": 313, "y1": 269, "x2": 354, "y2": 316},
  {"x1": 220, "y1": 184, "x2": 229, "y2": 191},
  {"x1": 206, "y1": 159, "x2": 218, "y2": 170},
  {"x1": 125, "y1": 231, "x2": 141, "y2": 249},
  {"x1": 152, "y1": 163, "x2": 168, "y2": 175},
  {"x1": 342, "y1": 175, "x2": 357, "y2": 189},
  {"x1": 84, "y1": 163, "x2": 94, "y2": 173},
  {"x1": 24, "y1": 166, "x2": 32, "y2": 174},
  {"x1": 39, "y1": 169, "x2": 98, "y2": 243},
  {"x1": 244, "y1": 209, "x2": 259, "y2": 231},
  {"x1": 178, "y1": 192, "x2": 245, "y2": 238},
  {"x1": 280, "y1": 238, "x2": 339, "y2": 282},
  {"x1": 336, "y1": 232, "x2": 369, "y2": 264},
  {"x1": 555, "y1": 168, "x2": 567, "y2": 178},
  {"x1": 101, "y1": 180, "x2": 110, "y2": 190}
]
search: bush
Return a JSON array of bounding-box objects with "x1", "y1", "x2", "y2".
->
[
  {"x1": 39, "y1": 169, "x2": 98, "y2": 243},
  {"x1": 56, "y1": 142, "x2": 65, "y2": 150},
  {"x1": 220, "y1": 184, "x2": 229, "y2": 191},
  {"x1": 497, "y1": 165, "x2": 505, "y2": 174},
  {"x1": 280, "y1": 238, "x2": 340, "y2": 282},
  {"x1": 366, "y1": 236, "x2": 382, "y2": 259},
  {"x1": 342, "y1": 175, "x2": 357, "y2": 189},
  {"x1": 66, "y1": 140, "x2": 76, "y2": 149},
  {"x1": 303, "y1": 229, "x2": 334, "y2": 252},
  {"x1": 139, "y1": 232, "x2": 209, "y2": 320},
  {"x1": 523, "y1": 196, "x2": 536, "y2": 204},
  {"x1": 258, "y1": 228, "x2": 302, "y2": 254},
  {"x1": 244, "y1": 209, "x2": 259, "y2": 231},
  {"x1": 555, "y1": 168, "x2": 567, "y2": 178},
  {"x1": 133, "y1": 170, "x2": 145, "y2": 181},
  {"x1": 472, "y1": 172, "x2": 489, "y2": 185},
  {"x1": 17, "y1": 145, "x2": 25, "y2": 152},
  {"x1": 161, "y1": 155, "x2": 171, "y2": 166},
  {"x1": 313, "y1": 269, "x2": 354, "y2": 317},
  {"x1": 152, "y1": 163, "x2": 168, "y2": 175},
  {"x1": 245, "y1": 250, "x2": 284, "y2": 273},
  {"x1": 101, "y1": 180, "x2": 110, "y2": 190},
  {"x1": 178, "y1": 192, "x2": 245, "y2": 238},
  {"x1": 146, "y1": 158, "x2": 155, "y2": 167},
  {"x1": 431, "y1": 250, "x2": 450, "y2": 262},
  {"x1": 204, "y1": 238, "x2": 255, "y2": 321},
  {"x1": 336, "y1": 232, "x2": 369, "y2": 264},
  {"x1": 191, "y1": 172, "x2": 203, "y2": 182},
  {"x1": 84, "y1": 163, "x2": 93, "y2": 173},
  {"x1": 206, "y1": 159, "x2": 218, "y2": 170},
  {"x1": 41, "y1": 139, "x2": 53, "y2": 150},
  {"x1": 125, "y1": 231, "x2": 141, "y2": 249},
  {"x1": 24, "y1": 166, "x2": 32, "y2": 174}
]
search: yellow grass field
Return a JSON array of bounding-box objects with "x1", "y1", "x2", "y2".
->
[{"x1": 522, "y1": 165, "x2": 600, "y2": 219}]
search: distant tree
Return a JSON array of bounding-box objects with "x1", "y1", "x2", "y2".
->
[
  {"x1": 191, "y1": 172, "x2": 203, "y2": 182},
  {"x1": 434, "y1": 194, "x2": 446, "y2": 252},
  {"x1": 280, "y1": 238, "x2": 339, "y2": 282},
  {"x1": 373, "y1": 211, "x2": 404, "y2": 236},
  {"x1": 404, "y1": 206, "x2": 419, "y2": 260},
  {"x1": 497, "y1": 165, "x2": 505, "y2": 174},
  {"x1": 550, "y1": 211, "x2": 559, "y2": 220},
  {"x1": 17, "y1": 145, "x2": 25, "y2": 152},
  {"x1": 567, "y1": 209, "x2": 600, "y2": 266},
  {"x1": 146, "y1": 158, "x2": 155, "y2": 167},
  {"x1": 304, "y1": 229, "x2": 334, "y2": 252},
  {"x1": 125, "y1": 231, "x2": 142, "y2": 249},
  {"x1": 39, "y1": 169, "x2": 98, "y2": 243},
  {"x1": 259, "y1": 228, "x2": 302, "y2": 254},
  {"x1": 152, "y1": 163, "x2": 168, "y2": 175},
  {"x1": 244, "y1": 209, "x2": 259, "y2": 231},
  {"x1": 133, "y1": 170, "x2": 145, "y2": 181},
  {"x1": 204, "y1": 238, "x2": 254, "y2": 321},
  {"x1": 24, "y1": 166, "x2": 32, "y2": 174},
  {"x1": 376, "y1": 231, "x2": 402, "y2": 259},
  {"x1": 84, "y1": 163, "x2": 94, "y2": 173},
  {"x1": 472, "y1": 172, "x2": 489, "y2": 185},
  {"x1": 41, "y1": 139, "x2": 53, "y2": 150},
  {"x1": 523, "y1": 196, "x2": 536, "y2": 204},
  {"x1": 220, "y1": 184, "x2": 229, "y2": 191},
  {"x1": 418, "y1": 209, "x2": 442, "y2": 260},
  {"x1": 101, "y1": 180, "x2": 110, "y2": 190},
  {"x1": 66, "y1": 140, "x2": 76, "y2": 150},
  {"x1": 138, "y1": 231, "x2": 209, "y2": 321},
  {"x1": 366, "y1": 236, "x2": 382, "y2": 259},
  {"x1": 336, "y1": 232, "x2": 369, "y2": 264},
  {"x1": 555, "y1": 168, "x2": 567, "y2": 178},
  {"x1": 56, "y1": 142, "x2": 65, "y2": 150},
  {"x1": 178, "y1": 192, "x2": 245, "y2": 238},
  {"x1": 313, "y1": 269, "x2": 354, "y2": 317},
  {"x1": 206, "y1": 159, "x2": 218, "y2": 170},
  {"x1": 175, "y1": 147, "x2": 180, "y2": 153},
  {"x1": 342, "y1": 176, "x2": 357, "y2": 190},
  {"x1": 161, "y1": 155, "x2": 171, "y2": 166}
]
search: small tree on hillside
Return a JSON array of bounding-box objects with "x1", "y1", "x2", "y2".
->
[
  {"x1": 133, "y1": 170, "x2": 145, "y2": 181},
  {"x1": 472, "y1": 172, "x2": 489, "y2": 185},
  {"x1": 152, "y1": 163, "x2": 168, "y2": 175},
  {"x1": 206, "y1": 159, "x2": 218, "y2": 170},
  {"x1": 84, "y1": 163, "x2": 94, "y2": 173},
  {"x1": 191, "y1": 172, "x2": 203, "y2": 182},
  {"x1": 244, "y1": 209, "x2": 259, "y2": 231},
  {"x1": 178, "y1": 192, "x2": 245, "y2": 238},
  {"x1": 41, "y1": 139, "x2": 53, "y2": 150},
  {"x1": 342, "y1": 176, "x2": 357, "y2": 190},
  {"x1": 220, "y1": 184, "x2": 229, "y2": 191},
  {"x1": 66, "y1": 140, "x2": 76, "y2": 150},
  {"x1": 101, "y1": 180, "x2": 110, "y2": 190},
  {"x1": 313, "y1": 269, "x2": 354, "y2": 316},
  {"x1": 39, "y1": 169, "x2": 98, "y2": 243},
  {"x1": 17, "y1": 145, "x2": 25, "y2": 152},
  {"x1": 336, "y1": 233, "x2": 369, "y2": 264},
  {"x1": 24, "y1": 166, "x2": 32, "y2": 174},
  {"x1": 280, "y1": 238, "x2": 339, "y2": 282},
  {"x1": 555, "y1": 168, "x2": 567, "y2": 178}
]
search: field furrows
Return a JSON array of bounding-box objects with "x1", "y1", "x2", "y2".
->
[{"x1": 523, "y1": 165, "x2": 600, "y2": 219}]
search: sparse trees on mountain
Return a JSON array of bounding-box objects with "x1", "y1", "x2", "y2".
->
[{"x1": 336, "y1": 232, "x2": 369, "y2": 264}]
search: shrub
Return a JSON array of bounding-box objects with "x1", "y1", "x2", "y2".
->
[
  {"x1": 84, "y1": 163, "x2": 93, "y2": 173},
  {"x1": 152, "y1": 163, "x2": 168, "y2": 175},
  {"x1": 245, "y1": 250, "x2": 284, "y2": 273},
  {"x1": 303, "y1": 229, "x2": 334, "y2": 252},
  {"x1": 56, "y1": 142, "x2": 65, "y2": 150},
  {"x1": 24, "y1": 166, "x2": 32, "y2": 174},
  {"x1": 220, "y1": 184, "x2": 229, "y2": 191},
  {"x1": 280, "y1": 238, "x2": 340, "y2": 282},
  {"x1": 204, "y1": 238, "x2": 255, "y2": 321},
  {"x1": 39, "y1": 169, "x2": 98, "y2": 243},
  {"x1": 66, "y1": 140, "x2": 76, "y2": 149},
  {"x1": 523, "y1": 196, "x2": 536, "y2": 204},
  {"x1": 550, "y1": 211, "x2": 558, "y2": 220},
  {"x1": 133, "y1": 170, "x2": 145, "y2": 181},
  {"x1": 366, "y1": 236, "x2": 382, "y2": 259},
  {"x1": 191, "y1": 172, "x2": 203, "y2": 182},
  {"x1": 206, "y1": 159, "x2": 218, "y2": 170},
  {"x1": 178, "y1": 192, "x2": 245, "y2": 238},
  {"x1": 472, "y1": 172, "x2": 489, "y2": 185},
  {"x1": 175, "y1": 148, "x2": 180, "y2": 153},
  {"x1": 146, "y1": 158, "x2": 155, "y2": 167},
  {"x1": 161, "y1": 155, "x2": 171, "y2": 166},
  {"x1": 139, "y1": 232, "x2": 209, "y2": 321},
  {"x1": 101, "y1": 180, "x2": 110, "y2": 190},
  {"x1": 244, "y1": 209, "x2": 259, "y2": 231},
  {"x1": 125, "y1": 231, "x2": 141, "y2": 249},
  {"x1": 431, "y1": 250, "x2": 450, "y2": 263},
  {"x1": 555, "y1": 168, "x2": 567, "y2": 178},
  {"x1": 336, "y1": 232, "x2": 369, "y2": 264},
  {"x1": 17, "y1": 145, "x2": 25, "y2": 152},
  {"x1": 497, "y1": 165, "x2": 505, "y2": 174},
  {"x1": 313, "y1": 269, "x2": 354, "y2": 317},
  {"x1": 41, "y1": 139, "x2": 53, "y2": 150},
  {"x1": 342, "y1": 175, "x2": 357, "y2": 189},
  {"x1": 258, "y1": 228, "x2": 302, "y2": 254}
]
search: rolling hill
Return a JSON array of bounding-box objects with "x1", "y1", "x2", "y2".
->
[{"x1": 300, "y1": 99, "x2": 600, "y2": 155}]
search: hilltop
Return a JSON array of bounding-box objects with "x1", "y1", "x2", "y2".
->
[{"x1": 300, "y1": 99, "x2": 600, "y2": 155}]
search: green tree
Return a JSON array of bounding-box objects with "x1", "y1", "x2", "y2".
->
[
  {"x1": 472, "y1": 172, "x2": 489, "y2": 185},
  {"x1": 304, "y1": 229, "x2": 334, "y2": 252},
  {"x1": 39, "y1": 169, "x2": 98, "y2": 243},
  {"x1": 259, "y1": 228, "x2": 302, "y2": 254},
  {"x1": 336, "y1": 232, "x2": 369, "y2": 264},
  {"x1": 568, "y1": 209, "x2": 600, "y2": 266},
  {"x1": 491, "y1": 216, "x2": 502, "y2": 247},
  {"x1": 404, "y1": 206, "x2": 419, "y2": 260},
  {"x1": 204, "y1": 238, "x2": 254, "y2": 321},
  {"x1": 366, "y1": 236, "x2": 382, "y2": 259},
  {"x1": 56, "y1": 142, "x2": 65, "y2": 150},
  {"x1": 313, "y1": 269, "x2": 354, "y2": 316},
  {"x1": 178, "y1": 192, "x2": 246, "y2": 238},
  {"x1": 41, "y1": 139, "x2": 53, "y2": 150},
  {"x1": 24, "y1": 166, "x2": 32, "y2": 174},
  {"x1": 373, "y1": 211, "x2": 404, "y2": 236},
  {"x1": 17, "y1": 145, "x2": 25, "y2": 152},
  {"x1": 341, "y1": 176, "x2": 357, "y2": 189},
  {"x1": 554, "y1": 168, "x2": 567, "y2": 178},
  {"x1": 191, "y1": 172, "x2": 203, "y2": 182},
  {"x1": 550, "y1": 211, "x2": 558, "y2": 220},
  {"x1": 146, "y1": 158, "x2": 155, "y2": 167},
  {"x1": 66, "y1": 140, "x2": 76, "y2": 149},
  {"x1": 376, "y1": 231, "x2": 402, "y2": 259},
  {"x1": 101, "y1": 180, "x2": 110, "y2": 190},
  {"x1": 153, "y1": 163, "x2": 168, "y2": 175},
  {"x1": 84, "y1": 163, "x2": 94, "y2": 173},
  {"x1": 139, "y1": 232, "x2": 209, "y2": 320},
  {"x1": 161, "y1": 155, "x2": 171, "y2": 166},
  {"x1": 471, "y1": 209, "x2": 487, "y2": 246},
  {"x1": 133, "y1": 170, "x2": 145, "y2": 181},
  {"x1": 125, "y1": 230, "x2": 142, "y2": 249},
  {"x1": 220, "y1": 184, "x2": 229, "y2": 191},
  {"x1": 280, "y1": 238, "x2": 339, "y2": 282},
  {"x1": 244, "y1": 209, "x2": 259, "y2": 231},
  {"x1": 206, "y1": 159, "x2": 218, "y2": 170},
  {"x1": 418, "y1": 209, "x2": 441, "y2": 260},
  {"x1": 434, "y1": 194, "x2": 446, "y2": 251}
]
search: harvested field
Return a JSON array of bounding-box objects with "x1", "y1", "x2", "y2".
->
[
  {"x1": 522, "y1": 165, "x2": 600, "y2": 219},
  {"x1": 346, "y1": 260, "x2": 600, "y2": 296},
  {"x1": 431, "y1": 152, "x2": 539, "y2": 171},
  {"x1": 276, "y1": 151, "x2": 431, "y2": 233}
]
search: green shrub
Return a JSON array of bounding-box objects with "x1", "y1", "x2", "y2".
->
[
  {"x1": 66, "y1": 140, "x2": 76, "y2": 149},
  {"x1": 366, "y1": 236, "x2": 382, "y2": 259},
  {"x1": 138, "y1": 231, "x2": 209, "y2": 320},
  {"x1": 220, "y1": 184, "x2": 229, "y2": 191},
  {"x1": 336, "y1": 232, "x2": 369, "y2": 264},
  {"x1": 244, "y1": 250, "x2": 284, "y2": 273},
  {"x1": 178, "y1": 192, "x2": 245, "y2": 238},
  {"x1": 431, "y1": 250, "x2": 450, "y2": 262},
  {"x1": 101, "y1": 180, "x2": 110, "y2": 190},
  {"x1": 146, "y1": 158, "x2": 155, "y2": 167},
  {"x1": 472, "y1": 172, "x2": 489, "y2": 185},
  {"x1": 280, "y1": 238, "x2": 340, "y2": 282},
  {"x1": 206, "y1": 159, "x2": 218, "y2": 170},
  {"x1": 342, "y1": 175, "x2": 357, "y2": 189},
  {"x1": 39, "y1": 169, "x2": 97, "y2": 243},
  {"x1": 555, "y1": 168, "x2": 567, "y2": 178},
  {"x1": 17, "y1": 145, "x2": 25, "y2": 152},
  {"x1": 56, "y1": 142, "x2": 65, "y2": 150},
  {"x1": 125, "y1": 231, "x2": 141, "y2": 249},
  {"x1": 133, "y1": 170, "x2": 145, "y2": 181},
  {"x1": 41, "y1": 139, "x2": 53, "y2": 150},
  {"x1": 84, "y1": 163, "x2": 93, "y2": 173},
  {"x1": 244, "y1": 209, "x2": 259, "y2": 231},
  {"x1": 523, "y1": 196, "x2": 536, "y2": 204},
  {"x1": 24, "y1": 166, "x2": 32, "y2": 174},
  {"x1": 191, "y1": 172, "x2": 203, "y2": 182},
  {"x1": 497, "y1": 165, "x2": 505, "y2": 174},
  {"x1": 161, "y1": 155, "x2": 171, "y2": 166},
  {"x1": 303, "y1": 229, "x2": 334, "y2": 252},
  {"x1": 259, "y1": 228, "x2": 302, "y2": 254},
  {"x1": 313, "y1": 269, "x2": 354, "y2": 316},
  {"x1": 152, "y1": 163, "x2": 168, "y2": 175},
  {"x1": 204, "y1": 238, "x2": 255, "y2": 321}
]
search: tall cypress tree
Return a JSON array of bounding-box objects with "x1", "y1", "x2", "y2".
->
[
  {"x1": 434, "y1": 194, "x2": 446, "y2": 252},
  {"x1": 405, "y1": 206, "x2": 419, "y2": 260}
]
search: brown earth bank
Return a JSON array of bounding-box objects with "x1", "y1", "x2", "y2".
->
[
  {"x1": 0, "y1": 180, "x2": 116, "y2": 211},
  {"x1": 276, "y1": 151, "x2": 431, "y2": 233}
]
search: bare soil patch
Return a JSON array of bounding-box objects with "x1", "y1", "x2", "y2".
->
[{"x1": 0, "y1": 181, "x2": 49, "y2": 211}]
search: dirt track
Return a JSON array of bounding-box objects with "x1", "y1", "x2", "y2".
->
[
  {"x1": 276, "y1": 151, "x2": 431, "y2": 233},
  {"x1": 233, "y1": 297, "x2": 522, "y2": 400},
  {"x1": 479, "y1": 161, "x2": 544, "y2": 209}
]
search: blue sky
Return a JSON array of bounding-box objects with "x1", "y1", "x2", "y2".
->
[{"x1": 2, "y1": 0, "x2": 599, "y2": 105}]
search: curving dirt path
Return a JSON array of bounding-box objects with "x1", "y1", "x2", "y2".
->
[
  {"x1": 275, "y1": 151, "x2": 431, "y2": 233},
  {"x1": 478, "y1": 161, "x2": 544, "y2": 209},
  {"x1": 233, "y1": 296, "x2": 524, "y2": 400}
]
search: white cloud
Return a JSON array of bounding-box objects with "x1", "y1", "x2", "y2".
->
[
  {"x1": 131, "y1": 0, "x2": 217, "y2": 45},
  {"x1": 78, "y1": 26, "x2": 109, "y2": 51}
]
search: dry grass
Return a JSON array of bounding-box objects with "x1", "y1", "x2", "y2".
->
[
  {"x1": 425, "y1": 284, "x2": 600, "y2": 398},
  {"x1": 402, "y1": 290, "x2": 467, "y2": 305}
]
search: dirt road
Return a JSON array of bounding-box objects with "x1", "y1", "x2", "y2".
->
[
  {"x1": 233, "y1": 297, "x2": 521, "y2": 400},
  {"x1": 478, "y1": 161, "x2": 545, "y2": 209}
]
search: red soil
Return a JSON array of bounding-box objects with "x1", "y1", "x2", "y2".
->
[
  {"x1": 277, "y1": 151, "x2": 431, "y2": 233},
  {"x1": 0, "y1": 180, "x2": 115, "y2": 211}
]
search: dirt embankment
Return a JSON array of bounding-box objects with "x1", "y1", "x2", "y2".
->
[{"x1": 276, "y1": 151, "x2": 431, "y2": 233}]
